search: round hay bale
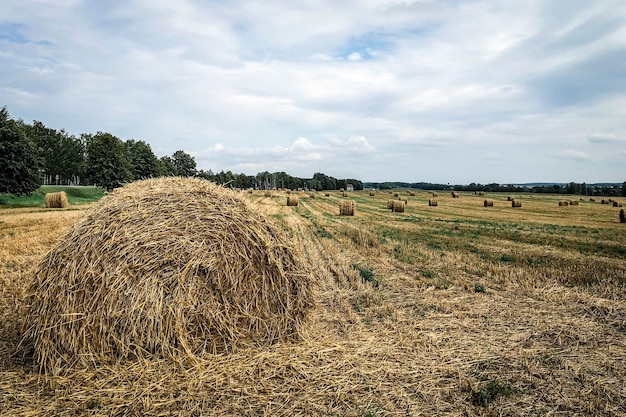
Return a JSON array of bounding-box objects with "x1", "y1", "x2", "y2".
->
[
  {"x1": 431, "y1": 192, "x2": 438, "y2": 197},
  {"x1": 309, "y1": 192, "x2": 316, "y2": 198},
  {"x1": 391, "y1": 200, "x2": 405, "y2": 212},
  {"x1": 613, "y1": 201, "x2": 622, "y2": 207},
  {"x1": 287, "y1": 195, "x2": 299, "y2": 206},
  {"x1": 44, "y1": 191, "x2": 69, "y2": 209},
  {"x1": 324, "y1": 192, "x2": 330, "y2": 197},
  {"x1": 369, "y1": 191, "x2": 375, "y2": 197},
  {"x1": 247, "y1": 188, "x2": 254, "y2": 194},
  {"x1": 507, "y1": 196, "x2": 514, "y2": 201},
  {"x1": 512, "y1": 200, "x2": 522, "y2": 208},
  {"x1": 387, "y1": 199, "x2": 395, "y2": 209},
  {"x1": 620, "y1": 209, "x2": 625, "y2": 223},
  {"x1": 264, "y1": 191, "x2": 272, "y2": 197},
  {"x1": 341, "y1": 192, "x2": 348, "y2": 197},
  {"x1": 484, "y1": 199, "x2": 494, "y2": 207},
  {"x1": 559, "y1": 201, "x2": 569, "y2": 206},
  {"x1": 399, "y1": 197, "x2": 408, "y2": 204},
  {"x1": 569, "y1": 200, "x2": 579, "y2": 206},
  {"x1": 451, "y1": 192, "x2": 459, "y2": 198},
  {"x1": 590, "y1": 198, "x2": 595, "y2": 202},
  {"x1": 601, "y1": 199, "x2": 608, "y2": 204},
  {"x1": 428, "y1": 198, "x2": 438, "y2": 207},
  {"x1": 393, "y1": 192, "x2": 399, "y2": 197},
  {"x1": 24, "y1": 177, "x2": 313, "y2": 374},
  {"x1": 339, "y1": 200, "x2": 355, "y2": 216}
]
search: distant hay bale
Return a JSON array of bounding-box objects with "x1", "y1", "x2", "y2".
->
[
  {"x1": 339, "y1": 200, "x2": 355, "y2": 216},
  {"x1": 613, "y1": 201, "x2": 623, "y2": 207},
  {"x1": 507, "y1": 196, "x2": 514, "y2": 201},
  {"x1": 431, "y1": 192, "x2": 438, "y2": 197},
  {"x1": 387, "y1": 199, "x2": 395, "y2": 209},
  {"x1": 24, "y1": 177, "x2": 313, "y2": 374},
  {"x1": 264, "y1": 191, "x2": 272, "y2": 197},
  {"x1": 620, "y1": 209, "x2": 625, "y2": 223},
  {"x1": 339, "y1": 188, "x2": 344, "y2": 192},
  {"x1": 391, "y1": 200, "x2": 405, "y2": 212},
  {"x1": 399, "y1": 197, "x2": 408, "y2": 204},
  {"x1": 393, "y1": 192, "x2": 399, "y2": 197},
  {"x1": 559, "y1": 201, "x2": 569, "y2": 206},
  {"x1": 324, "y1": 193, "x2": 330, "y2": 197},
  {"x1": 287, "y1": 195, "x2": 299, "y2": 206},
  {"x1": 428, "y1": 198, "x2": 438, "y2": 207},
  {"x1": 309, "y1": 193, "x2": 316, "y2": 198},
  {"x1": 248, "y1": 188, "x2": 254, "y2": 194},
  {"x1": 297, "y1": 188, "x2": 303, "y2": 192},
  {"x1": 476, "y1": 191, "x2": 485, "y2": 196},
  {"x1": 590, "y1": 198, "x2": 595, "y2": 202},
  {"x1": 369, "y1": 191, "x2": 375, "y2": 196},
  {"x1": 512, "y1": 200, "x2": 522, "y2": 208},
  {"x1": 569, "y1": 200, "x2": 579, "y2": 206},
  {"x1": 342, "y1": 192, "x2": 348, "y2": 197},
  {"x1": 451, "y1": 192, "x2": 459, "y2": 198},
  {"x1": 601, "y1": 199, "x2": 608, "y2": 204},
  {"x1": 484, "y1": 199, "x2": 494, "y2": 207},
  {"x1": 44, "y1": 191, "x2": 69, "y2": 209},
  {"x1": 286, "y1": 190, "x2": 292, "y2": 195}
]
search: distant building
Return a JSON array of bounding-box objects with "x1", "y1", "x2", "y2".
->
[{"x1": 346, "y1": 184, "x2": 354, "y2": 192}]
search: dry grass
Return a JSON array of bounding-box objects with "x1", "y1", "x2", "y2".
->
[
  {"x1": 23, "y1": 177, "x2": 314, "y2": 375},
  {"x1": 287, "y1": 195, "x2": 299, "y2": 206},
  {"x1": 44, "y1": 191, "x2": 68, "y2": 209},
  {"x1": 339, "y1": 200, "x2": 356, "y2": 216},
  {"x1": 2, "y1": 189, "x2": 626, "y2": 416}
]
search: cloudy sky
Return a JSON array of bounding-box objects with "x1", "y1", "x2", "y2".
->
[{"x1": 2, "y1": 0, "x2": 625, "y2": 183}]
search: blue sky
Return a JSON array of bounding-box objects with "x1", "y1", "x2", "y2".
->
[{"x1": 1, "y1": 0, "x2": 625, "y2": 183}]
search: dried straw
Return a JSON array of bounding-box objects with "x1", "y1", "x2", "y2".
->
[
  {"x1": 287, "y1": 195, "x2": 299, "y2": 206},
  {"x1": 44, "y1": 191, "x2": 69, "y2": 209},
  {"x1": 23, "y1": 177, "x2": 314, "y2": 375},
  {"x1": 339, "y1": 200, "x2": 355, "y2": 216},
  {"x1": 390, "y1": 200, "x2": 405, "y2": 212}
]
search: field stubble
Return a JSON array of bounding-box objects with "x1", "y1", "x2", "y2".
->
[{"x1": 0, "y1": 191, "x2": 625, "y2": 416}]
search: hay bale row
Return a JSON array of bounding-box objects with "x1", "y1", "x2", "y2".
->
[
  {"x1": 390, "y1": 200, "x2": 405, "y2": 212},
  {"x1": 44, "y1": 191, "x2": 69, "y2": 208},
  {"x1": 620, "y1": 209, "x2": 625, "y2": 223},
  {"x1": 429, "y1": 198, "x2": 438, "y2": 207},
  {"x1": 451, "y1": 192, "x2": 459, "y2": 198},
  {"x1": 287, "y1": 195, "x2": 299, "y2": 206},
  {"x1": 24, "y1": 177, "x2": 314, "y2": 375},
  {"x1": 512, "y1": 200, "x2": 522, "y2": 208},
  {"x1": 484, "y1": 199, "x2": 494, "y2": 207},
  {"x1": 339, "y1": 200, "x2": 355, "y2": 216}
]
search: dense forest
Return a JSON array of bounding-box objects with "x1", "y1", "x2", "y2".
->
[{"x1": 0, "y1": 107, "x2": 362, "y2": 195}]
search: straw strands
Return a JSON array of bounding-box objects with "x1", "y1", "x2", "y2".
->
[
  {"x1": 339, "y1": 200, "x2": 355, "y2": 216},
  {"x1": 287, "y1": 195, "x2": 299, "y2": 206},
  {"x1": 23, "y1": 177, "x2": 314, "y2": 374},
  {"x1": 390, "y1": 200, "x2": 405, "y2": 212},
  {"x1": 44, "y1": 191, "x2": 68, "y2": 208}
]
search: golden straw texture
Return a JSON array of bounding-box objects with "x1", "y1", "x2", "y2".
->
[{"x1": 24, "y1": 177, "x2": 314, "y2": 375}]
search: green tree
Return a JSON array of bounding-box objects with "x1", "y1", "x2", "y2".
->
[
  {"x1": 157, "y1": 156, "x2": 177, "y2": 176},
  {"x1": 23, "y1": 121, "x2": 85, "y2": 185},
  {"x1": 0, "y1": 107, "x2": 41, "y2": 196},
  {"x1": 172, "y1": 150, "x2": 196, "y2": 177},
  {"x1": 622, "y1": 182, "x2": 626, "y2": 197},
  {"x1": 126, "y1": 139, "x2": 159, "y2": 180},
  {"x1": 85, "y1": 132, "x2": 131, "y2": 191}
]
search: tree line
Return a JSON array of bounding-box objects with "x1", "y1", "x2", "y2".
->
[{"x1": 0, "y1": 106, "x2": 362, "y2": 195}]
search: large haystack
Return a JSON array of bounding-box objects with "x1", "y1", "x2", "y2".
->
[
  {"x1": 24, "y1": 177, "x2": 313, "y2": 374},
  {"x1": 44, "y1": 191, "x2": 68, "y2": 208}
]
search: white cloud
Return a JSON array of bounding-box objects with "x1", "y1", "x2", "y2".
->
[
  {"x1": 1, "y1": 0, "x2": 625, "y2": 183},
  {"x1": 588, "y1": 132, "x2": 626, "y2": 143}
]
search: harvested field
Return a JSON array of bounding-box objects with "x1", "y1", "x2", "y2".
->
[{"x1": 1, "y1": 189, "x2": 626, "y2": 416}]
